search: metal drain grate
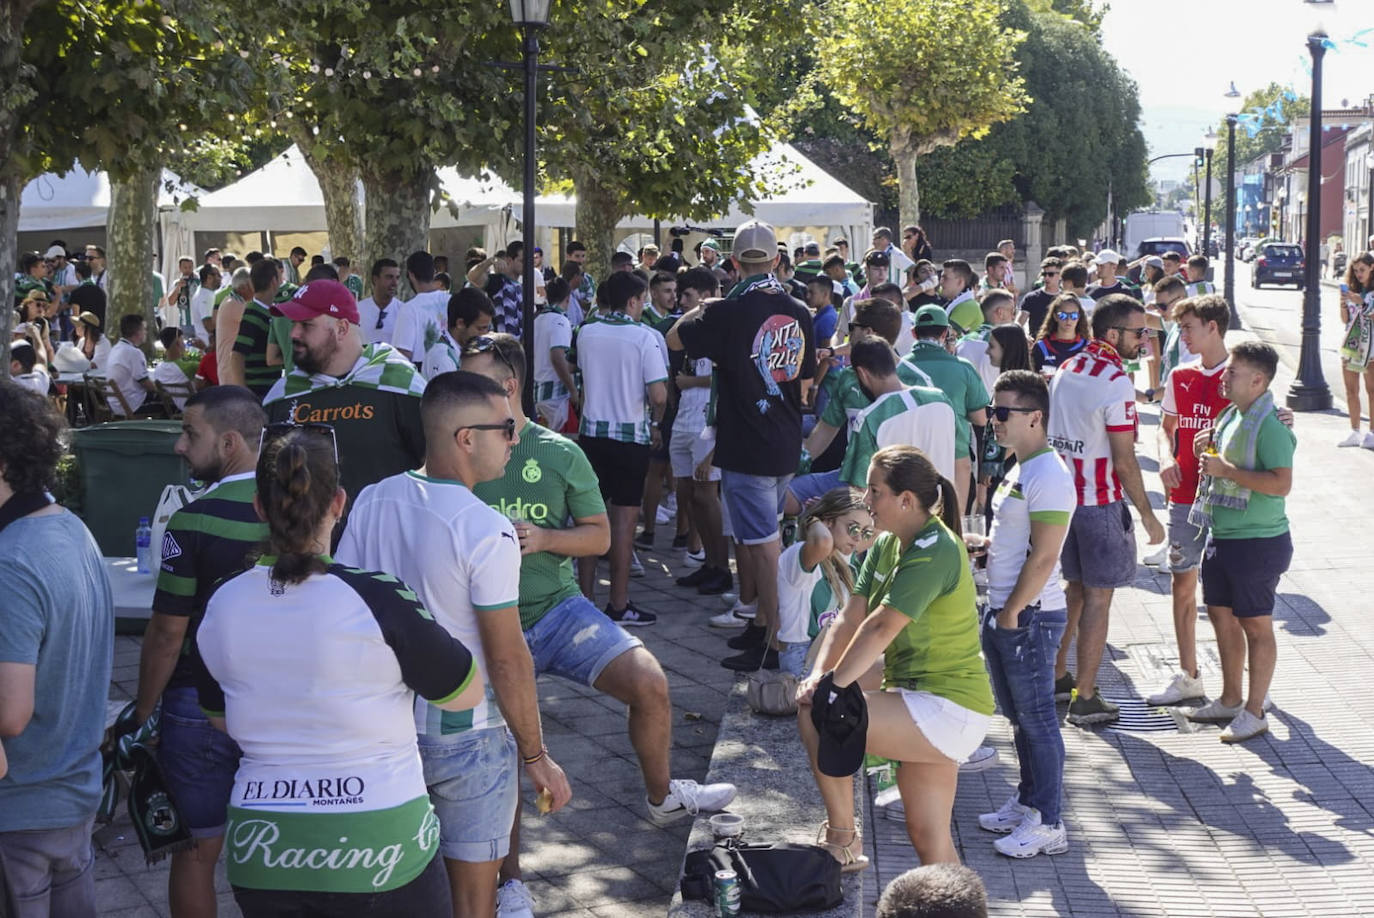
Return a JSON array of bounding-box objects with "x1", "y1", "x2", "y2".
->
[{"x1": 1102, "y1": 697, "x2": 1191, "y2": 733}]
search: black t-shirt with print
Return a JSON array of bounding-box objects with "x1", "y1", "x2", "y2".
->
[{"x1": 677, "y1": 285, "x2": 815, "y2": 476}]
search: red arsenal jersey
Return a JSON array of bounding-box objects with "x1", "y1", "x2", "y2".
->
[{"x1": 1160, "y1": 358, "x2": 1227, "y2": 504}]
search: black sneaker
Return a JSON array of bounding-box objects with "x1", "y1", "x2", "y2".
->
[
  {"x1": 1066, "y1": 692, "x2": 1119, "y2": 726},
  {"x1": 634, "y1": 530, "x2": 656, "y2": 550},
  {"x1": 604, "y1": 602, "x2": 657, "y2": 627},
  {"x1": 671, "y1": 533, "x2": 689, "y2": 549},
  {"x1": 727, "y1": 623, "x2": 767, "y2": 650},
  {"x1": 675, "y1": 566, "x2": 713, "y2": 588},
  {"x1": 1053, "y1": 672, "x2": 1076, "y2": 702},
  {"x1": 696, "y1": 568, "x2": 734, "y2": 596},
  {"x1": 721, "y1": 646, "x2": 778, "y2": 672}
]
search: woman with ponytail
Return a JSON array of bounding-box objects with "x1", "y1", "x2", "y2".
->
[
  {"x1": 797, "y1": 445, "x2": 994, "y2": 870},
  {"x1": 194, "y1": 425, "x2": 487, "y2": 916},
  {"x1": 776, "y1": 487, "x2": 876, "y2": 677}
]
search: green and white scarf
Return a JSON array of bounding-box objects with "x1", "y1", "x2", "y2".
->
[
  {"x1": 726, "y1": 273, "x2": 785, "y2": 299},
  {"x1": 266, "y1": 342, "x2": 426, "y2": 403},
  {"x1": 1189, "y1": 389, "x2": 1274, "y2": 530}
]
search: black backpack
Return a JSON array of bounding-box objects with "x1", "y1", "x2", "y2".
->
[{"x1": 680, "y1": 841, "x2": 843, "y2": 913}]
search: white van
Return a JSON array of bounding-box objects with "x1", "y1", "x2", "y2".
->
[{"x1": 1125, "y1": 212, "x2": 1188, "y2": 258}]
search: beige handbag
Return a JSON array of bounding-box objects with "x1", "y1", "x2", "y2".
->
[{"x1": 746, "y1": 625, "x2": 799, "y2": 716}]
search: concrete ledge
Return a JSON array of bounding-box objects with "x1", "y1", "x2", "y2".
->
[{"x1": 667, "y1": 681, "x2": 863, "y2": 917}]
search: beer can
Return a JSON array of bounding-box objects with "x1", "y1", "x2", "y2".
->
[{"x1": 713, "y1": 869, "x2": 741, "y2": 917}]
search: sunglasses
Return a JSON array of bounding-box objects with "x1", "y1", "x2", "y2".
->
[
  {"x1": 1042, "y1": 271, "x2": 1059, "y2": 277},
  {"x1": 456, "y1": 417, "x2": 517, "y2": 442},
  {"x1": 1054, "y1": 311, "x2": 1079, "y2": 321},
  {"x1": 845, "y1": 521, "x2": 876, "y2": 540},
  {"x1": 375, "y1": 305, "x2": 387, "y2": 330},
  {"x1": 467, "y1": 335, "x2": 517, "y2": 378},
  {"x1": 988, "y1": 404, "x2": 1039, "y2": 423},
  {"x1": 258, "y1": 421, "x2": 339, "y2": 468},
  {"x1": 1111, "y1": 325, "x2": 1154, "y2": 338}
]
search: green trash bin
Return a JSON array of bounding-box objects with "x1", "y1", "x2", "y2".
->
[{"x1": 69, "y1": 420, "x2": 188, "y2": 557}]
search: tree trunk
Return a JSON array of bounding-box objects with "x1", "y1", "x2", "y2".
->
[
  {"x1": 108, "y1": 165, "x2": 159, "y2": 351},
  {"x1": 294, "y1": 130, "x2": 363, "y2": 277},
  {"x1": 0, "y1": 171, "x2": 20, "y2": 380},
  {"x1": 0, "y1": 1, "x2": 40, "y2": 380},
  {"x1": 572, "y1": 169, "x2": 623, "y2": 284},
  {"x1": 891, "y1": 136, "x2": 921, "y2": 230},
  {"x1": 361, "y1": 163, "x2": 433, "y2": 298}
]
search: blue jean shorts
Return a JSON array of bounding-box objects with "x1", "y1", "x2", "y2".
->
[
  {"x1": 419, "y1": 727, "x2": 518, "y2": 863},
  {"x1": 787, "y1": 469, "x2": 843, "y2": 509},
  {"x1": 720, "y1": 470, "x2": 792, "y2": 545},
  {"x1": 157, "y1": 686, "x2": 242, "y2": 837},
  {"x1": 1060, "y1": 501, "x2": 1137, "y2": 589},
  {"x1": 526, "y1": 594, "x2": 643, "y2": 686}
]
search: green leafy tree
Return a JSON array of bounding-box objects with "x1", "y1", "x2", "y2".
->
[
  {"x1": 5, "y1": 0, "x2": 255, "y2": 359},
  {"x1": 818, "y1": 0, "x2": 1028, "y2": 227},
  {"x1": 0, "y1": 0, "x2": 43, "y2": 371},
  {"x1": 1214, "y1": 83, "x2": 1310, "y2": 179}
]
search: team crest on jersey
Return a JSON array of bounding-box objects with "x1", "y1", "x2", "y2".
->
[
  {"x1": 161, "y1": 532, "x2": 182, "y2": 562},
  {"x1": 1124, "y1": 401, "x2": 1137, "y2": 424},
  {"x1": 521, "y1": 459, "x2": 542, "y2": 484}
]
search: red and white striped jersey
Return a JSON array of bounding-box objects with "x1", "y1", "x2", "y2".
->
[{"x1": 1047, "y1": 343, "x2": 1137, "y2": 506}]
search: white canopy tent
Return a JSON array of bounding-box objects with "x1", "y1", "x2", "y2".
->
[
  {"x1": 529, "y1": 140, "x2": 873, "y2": 242},
  {"x1": 19, "y1": 166, "x2": 205, "y2": 232}
]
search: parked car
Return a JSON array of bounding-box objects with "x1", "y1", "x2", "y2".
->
[
  {"x1": 1136, "y1": 237, "x2": 1192, "y2": 259},
  {"x1": 1251, "y1": 243, "x2": 1305, "y2": 288}
]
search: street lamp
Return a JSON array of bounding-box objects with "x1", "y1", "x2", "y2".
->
[
  {"x1": 510, "y1": 0, "x2": 551, "y2": 412},
  {"x1": 1222, "y1": 80, "x2": 1242, "y2": 327},
  {"x1": 1202, "y1": 127, "x2": 1217, "y2": 257},
  {"x1": 1288, "y1": 1, "x2": 1334, "y2": 410}
]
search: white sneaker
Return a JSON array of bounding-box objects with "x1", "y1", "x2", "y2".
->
[
  {"x1": 655, "y1": 505, "x2": 673, "y2": 526},
  {"x1": 1142, "y1": 543, "x2": 1169, "y2": 567},
  {"x1": 646, "y1": 778, "x2": 737, "y2": 827},
  {"x1": 1220, "y1": 709, "x2": 1269, "y2": 743},
  {"x1": 1187, "y1": 698, "x2": 1243, "y2": 723},
  {"x1": 978, "y1": 794, "x2": 1031, "y2": 834},
  {"x1": 661, "y1": 493, "x2": 678, "y2": 516},
  {"x1": 683, "y1": 548, "x2": 706, "y2": 569},
  {"x1": 993, "y1": 810, "x2": 1068, "y2": 858},
  {"x1": 496, "y1": 878, "x2": 535, "y2": 918},
  {"x1": 1338, "y1": 430, "x2": 1364, "y2": 447},
  {"x1": 958, "y1": 745, "x2": 999, "y2": 773},
  {"x1": 708, "y1": 609, "x2": 745, "y2": 628},
  {"x1": 629, "y1": 552, "x2": 645, "y2": 578},
  {"x1": 1147, "y1": 671, "x2": 1205, "y2": 706},
  {"x1": 1363, "y1": 431, "x2": 1374, "y2": 450}
]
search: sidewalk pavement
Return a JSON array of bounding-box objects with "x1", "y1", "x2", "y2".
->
[
  {"x1": 95, "y1": 552, "x2": 742, "y2": 918},
  {"x1": 864, "y1": 327, "x2": 1374, "y2": 917}
]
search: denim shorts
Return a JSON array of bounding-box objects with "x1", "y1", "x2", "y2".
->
[
  {"x1": 720, "y1": 470, "x2": 791, "y2": 545},
  {"x1": 158, "y1": 686, "x2": 242, "y2": 837},
  {"x1": 526, "y1": 594, "x2": 643, "y2": 686},
  {"x1": 787, "y1": 469, "x2": 843, "y2": 509},
  {"x1": 419, "y1": 728, "x2": 518, "y2": 863},
  {"x1": 0, "y1": 817, "x2": 96, "y2": 918},
  {"x1": 1060, "y1": 501, "x2": 1137, "y2": 589},
  {"x1": 1167, "y1": 502, "x2": 1208, "y2": 572}
]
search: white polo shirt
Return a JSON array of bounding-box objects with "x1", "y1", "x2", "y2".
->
[
  {"x1": 105, "y1": 339, "x2": 149, "y2": 415},
  {"x1": 357, "y1": 296, "x2": 400, "y2": 345},
  {"x1": 336, "y1": 470, "x2": 521, "y2": 738}
]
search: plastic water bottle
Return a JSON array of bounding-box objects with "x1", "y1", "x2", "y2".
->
[{"x1": 135, "y1": 517, "x2": 153, "y2": 573}]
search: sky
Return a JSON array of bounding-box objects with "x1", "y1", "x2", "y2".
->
[{"x1": 1099, "y1": 0, "x2": 1373, "y2": 184}]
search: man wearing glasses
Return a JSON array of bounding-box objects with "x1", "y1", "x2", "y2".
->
[
  {"x1": 1047, "y1": 294, "x2": 1165, "y2": 726},
  {"x1": 263, "y1": 280, "x2": 426, "y2": 523},
  {"x1": 979, "y1": 370, "x2": 1076, "y2": 858},
  {"x1": 356, "y1": 257, "x2": 402, "y2": 346},
  {"x1": 1017, "y1": 257, "x2": 1064, "y2": 335}
]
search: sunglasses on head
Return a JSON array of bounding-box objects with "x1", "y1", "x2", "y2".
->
[
  {"x1": 988, "y1": 404, "x2": 1039, "y2": 423},
  {"x1": 456, "y1": 417, "x2": 517, "y2": 442},
  {"x1": 466, "y1": 335, "x2": 517, "y2": 378},
  {"x1": 845, "y1": 521, "x2": 876, "y2": 540},
  {"x1": 258, "y1": 421, "x2": 339, "y2": 468},
  {"x1": 1054, "y1": 311, "x2": 1079, "y2": 321}
]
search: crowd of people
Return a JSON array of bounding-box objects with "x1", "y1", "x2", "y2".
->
[{"x1": 1, "y1": 216, "x2": 1305, "y2": 917}]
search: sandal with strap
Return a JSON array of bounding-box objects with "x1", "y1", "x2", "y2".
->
[{"x1": 817, "y1": 821, "x2": 870, "y2": 873}]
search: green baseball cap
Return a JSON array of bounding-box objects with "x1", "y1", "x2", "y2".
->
[{"x1": 914, "y1": 304, "x2": 950, "y2": 329}]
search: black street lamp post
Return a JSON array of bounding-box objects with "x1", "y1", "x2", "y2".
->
[
  {"x1": 1288, "y1": 21, "x2": 1333, "y2": 411},
  {"x1": 1203, "y1": 144, "x2": 1215, "y2": 257},
  {"x1": 510, "y1": 0, "x2": 550, "y2": 414},
  {"x1": 1224, "y1": 114, "x2": 1240, "y2": 328}
]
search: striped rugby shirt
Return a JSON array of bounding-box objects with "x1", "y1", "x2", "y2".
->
[
  {"x1": 152, "y1": 472, "x2": 267, "y2": 692},
  {"x1": 233, "y1": 298, "x2": 281, "y2": 398},
  {"x1": 1048, "y1": 340, "x2": 1137, "y2": 506}
]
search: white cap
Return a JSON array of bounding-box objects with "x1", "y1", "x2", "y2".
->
[
  {"x1": 1095, "y1": 249, "x2": 1124, "y2": 265},
  {"x1": 43, "y1": 245, "x2": 66, "y2": 259}
]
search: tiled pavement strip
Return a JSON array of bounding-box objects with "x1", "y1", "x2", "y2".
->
[{"x1": 95, "y1": 340, "x2": 1374, "y2": 918}]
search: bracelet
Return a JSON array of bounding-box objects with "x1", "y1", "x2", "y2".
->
[{"x1": 521, "y1": 746, "x2": 547, "y2": 766}]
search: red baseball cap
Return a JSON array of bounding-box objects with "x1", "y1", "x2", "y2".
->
[{"x1": 271, "y1": 279, "x2": 359, "y2": 324}]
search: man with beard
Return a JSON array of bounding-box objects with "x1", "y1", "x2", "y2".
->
[
  {"x1": 132, "y1": 386, "x2": 268, "y2": 917},
  {"x1": 1048, "y1": 294, "x2": 1165, "y2": 726},
  {"x1": 262, "y1": 280, "x2": 426, "y2": 521}
]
